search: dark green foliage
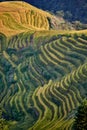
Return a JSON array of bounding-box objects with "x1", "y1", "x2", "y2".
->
[
  {"x1": 81, "y1": 34, "x2": 87, "y2": 40},
  {"x1": 73, "y1": 99, "x2": 87, "y2": 130},
  {"x1": 0, "y1": 33, "x2": 7, "y2": 52},
  {"x1": 0, "y1": 55, "x2": 16, "y2": 84},
  {"x1": 21, "y1": 65, "x2": 28, "y2": 73},
  {"x1": 43, "y1": 70, "x2": 51, "y2": 80},
  {"x1": 73, "y1": 33, "x2": 78, "y2": 39},
  {"x1": 65, "y1": 34, "x2": 71, "y2": 38},
  {"x1": 6, "y1": 48, "x2": 17, "y2": 56},
  {"x1": 0, "y1": 108, "x2": 9, "y2": 130},
  {"x1": 0, "y1": 56, "x2": 11, "y2": 72}
]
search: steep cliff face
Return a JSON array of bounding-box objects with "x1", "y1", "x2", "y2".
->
[{"x1": 24, "y1": 0, "x2": 87, "y2": 23}]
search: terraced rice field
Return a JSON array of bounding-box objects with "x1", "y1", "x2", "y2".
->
[
  {"x1": 0, "y1": 31, "x2": 87, "y2": 130},
  {"x1": 30, "y1": 62, "x2": 87, "y2": 130},
  {"x1": 0, "y1": 1, "x2": 51, "y2": 36}
]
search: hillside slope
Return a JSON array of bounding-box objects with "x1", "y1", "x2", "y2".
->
[
  {"x1": 0, "y1": 1, "x2": 87, "y2": 130},
  {"x1": 0, "y1": 31, "x2": 87, "y2": 130},
  {"x1": 0, "y1": 1, "x2": 51, "y2": 36}
]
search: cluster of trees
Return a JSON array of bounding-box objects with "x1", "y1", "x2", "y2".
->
[{"x1": 73, "y1": 99, "x2": 87, "y2": 130}]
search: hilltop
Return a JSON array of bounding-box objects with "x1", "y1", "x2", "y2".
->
[
  {"x1": 0, "y1": 1, "x2": 51, "y2": 36},
  {"x1": 0, "y1": 1, "x2": 75, "y2": 36},
  {"x1": 24, "y1": 0, "x2": 87, "y2": 23}
]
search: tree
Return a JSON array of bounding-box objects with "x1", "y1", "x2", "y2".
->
[{"x1": 73, "y1": 99, "x2": 87, "y2": 130}]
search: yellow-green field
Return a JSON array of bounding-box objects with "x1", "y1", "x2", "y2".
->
[
  {"x1": 0, "y1": 1, "x2": 87, "y2": 130},
  {"x1": 0, "y1": 1, "x2": 52, "y2": 36},
  {"x1": 1, "y1": 1, "x2": 84, "y2": 37}
]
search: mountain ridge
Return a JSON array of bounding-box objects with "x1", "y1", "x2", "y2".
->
[{"x1": 24, "y1": 0, "x2": 87, "y2": 23}]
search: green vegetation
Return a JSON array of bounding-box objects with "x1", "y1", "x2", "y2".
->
[
  {"x1": 30, "y1": 62, "x2": 87, "y2": 130},
  {"x1": 0, "y1": 108, "x2": 9, "y2": 130},
  {"x1": 0, "y1": 2, "x2": 87, "y2": 130},
  {"x1": 0, "y1": 31, "x2": 87, "y2": 130},
  {"x1": 73, "y1": 99, "x2": 87, "y2": 130},
  {"x1": 0, "y1": 33, "x2": 7, "y2": 52}
]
